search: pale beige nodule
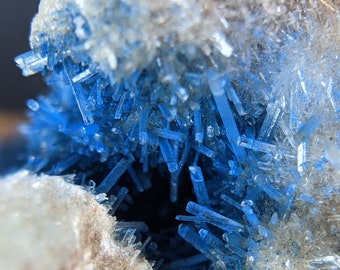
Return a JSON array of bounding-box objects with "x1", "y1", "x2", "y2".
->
[{"x1": 0, "y1": 171, "x2": 151, "y2": 270}]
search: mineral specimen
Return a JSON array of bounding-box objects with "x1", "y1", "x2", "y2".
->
[{"x1": 10, "y1": 0, "x2": 340, "y2": 269}]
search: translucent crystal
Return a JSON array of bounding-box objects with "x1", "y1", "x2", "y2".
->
[
  {"x1": 186, "y1": 201, "x2": 244, "y2": 232},
  {"x1": 207, "y1": 71, "x2": 246, "y2": 162},
  {"x1": 96, "y1": 159, "x2": 130, "y2": 194},
  {"x1": 158, "y1": 138, "x2": 179, "y2": 173},
  {"x1": 15, "y1": 51, "x2": 47, "y2": 77},
  {"x1": 189, "y1": 165, "x2": 210, "y2": 206}
]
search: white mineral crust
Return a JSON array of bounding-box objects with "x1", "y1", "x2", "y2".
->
[
  {"x1": 0, "y1": 171, "x2": 152, "y2": 270},
  {"x1": 30, "y1": 0, "x2": 229, "y2": 76}
]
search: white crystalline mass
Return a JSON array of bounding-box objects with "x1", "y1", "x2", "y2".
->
[
  {"x1": 30, "y1": 0, "x2": 340, "y2": 80},
  {"x1": 30, "y1": 0, "x2": 229, "y2": 77},
  {"x1": 0, "y1": 171, "x2": 152, "y2": 270}
]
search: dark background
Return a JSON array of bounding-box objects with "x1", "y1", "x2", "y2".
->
[
  {"x1": 0, "y1": 0, "x2": 45, "y2": 114},
  {"x1": 0, "y1": 1, "x2": 45, "y2": 171}
]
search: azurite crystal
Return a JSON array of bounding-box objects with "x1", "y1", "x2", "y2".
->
[{"x1": 12, "y1": 0, "x2": 340, "y2": 269}]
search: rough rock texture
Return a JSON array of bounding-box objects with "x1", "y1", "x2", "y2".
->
[{"x1": 0, "y1": 171, "x2": 152, "y2": 270}]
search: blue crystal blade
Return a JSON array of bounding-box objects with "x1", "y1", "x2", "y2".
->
[
  {"x1": 15, "y1": 51, "x2": 47, "y2": 76},
  {"x1": 158, "y1": 138, "x2": 179, "y2": 173},
  {"x1": 96, "y1": 158, "x2": 130, "y2": 194},
  {"x1": 207, "y1": 71, "x2": 246, "y2": 162},
  {"x1": 186, "y1": 201, "x2": 244, "y2": 232},
  {"x1": 189, "y1": 165, "x2": 210, "y2": 206}
]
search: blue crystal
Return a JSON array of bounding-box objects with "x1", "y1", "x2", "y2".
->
[
  {"x1": 294, "y1": 115, "x2": 321, "y2": 144},
  {"x1": 225, "y1": 84, "x2": 246, "y2": 116},
  {"x1": 15, "y1": 51, "x2": 47, "y2": 77},
  {"x1": 63, "y1": 66, "x2": 94, "y2": 125},
  {"x1": 199, "y1": 229, "x2": 237, "y2": 266},
  {"x1": 96, "y1": 158, "x2": 130, "y2": 194},
  {"x1": 26, "y1": 99, "x2": 40, "y2": 111},
  {"x1": 158, "y1": 138, "x2": 179, "y2": 173},
  {"x1": 192, "y1": 143, "x2": 215, "y2": 158},
  {"x1": 221, "y1": 195, "x2": 259, "y2": 227},
  {"x1": 111, "y1": 187, "x2": 129, "y2": 213},
  {"x1": 114, "y1": 91, "x2": 127, "y2": 119},
  {"x1": 207, "y1": 71, "x2": 247, "y2": 162},
  {"x1": 178, "y1": 224, "x2": 218, "y2": 262},
  {"x1": 194, "y1": 109, "x2": 204, "y2": 143},
  {"x1": 154, "y1": 128, "x2": 186, "y2": 142},
  {"x1": 127, "y1": 166, "x2": 144, "y2": 192},
  {"x1": 186, "y1": 201, "x2": 244, "y2": 232},
  {"x1": 257, "y1": 98, "x2": 284, "y2": 142},
  {"x1": 188, "y1": 165, "x2": 210, "y2": 206},
  {"x1": 139, "y1": 106, "x2": 149, "y2": 145}
]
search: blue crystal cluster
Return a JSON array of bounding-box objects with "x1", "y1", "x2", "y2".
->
[{"x1": 15, "y1": 1, "x2": 340, "y2": 269}]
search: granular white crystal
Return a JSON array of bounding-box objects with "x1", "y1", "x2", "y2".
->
[
  {"x1": 30, "y1": 0, "x2": 229, "y2": 77},
  {"x1": 0, "y1": 171, "x2": 151, "y2": 270}
]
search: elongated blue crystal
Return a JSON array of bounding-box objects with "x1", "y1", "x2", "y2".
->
[
  {"x1": 154, "y1": 128, "x2": 186, "y2": 142},
  {"x1": 257, "y1": 99, "x2": 284, "y2": 142},
  {"x1": 221, "y1": 195, "x2": 259, "y2": 226},
  {"x1": 238, "y1": 136, "x2": 293, "y2": 160},
  {"x1": 199, "y1": 229, "x2": 233, "y2": 262},
  {"x1": 51, "y1": 154, "x2": 79, "y2": 174},
  {"x1": 115, "y1": 91, "x2": 127, "y2": 119},
  {"x1": 194, "y1": 109, "x2": 204, "y2": 143},
  {"x1": 279, "y1": 119, "x2": 297, "y2": 148},
  {"x1": 189, "y1": 165, "x2": 210, "y2": 206},
  {"x1": 127, "y1": 166, "x2": 144, "y2": 192},
  {"x1": 220, "y1": 194, "x2": 242, "y2": 210},
  {"x1": 186, "y1": 201, "x2": 244, "y2": 232},
  {"x1": 111, "y1": 187, "x2": 129, "y2": 213},
  {"x1": 207, "y1": 71, "x2": 246, "y2": 162},
  {"x1": 192, "y1": 143, "x2": 215, "y2": 158},
  {"x1": 297, "y1": 69, "x2": 307, "y2": 94},
  {"x1": 222, "y1": 233, "x2": 247, "y2": 258},
  {"x1": 289, "y1": 89, "x2": 301, "y2": 132},
  {"x1": 139, "y1": 107, "x2": 149, "y2": 144},
  {"x1": 63, "y1": 66, "x2": 94, "y2": 125},
  {"x1": 326, "y1": 78, "x2": 340, "y2": 113},
  {"x1": 158, "y1": 138, "x2": 179, "y2": 173},
  {"x1": 175, "y1": 215, "x2": 204, "y2": 222},
  {"x1": 226, "y1": 85, "x2": 246, "y2": 116},
  {"x1": 72, "y1": 68, "x2": 97, "y2": 83},
  {"x1": 139, "y1": 144, "x2": 149, "y2": 173},
  {"x1": 96, "y1": 158, "x2": 130, "y2": 193},
  {"x1": 294, "y1": 115, "x2": 321, "y2": 144},
  {"x1": 178, "y1": 224, "x2": 216, "y2": 262},
  {"x1": 297, "y1": 141, "x2": 307, "y2": 173},
  {"x1": 15, "y1": 51, "x2": 47, "y2": 76},
  {"x1": 158, "y1": 103, "x2": 173, "y2": 121},
  {"x1": 240, "y1": 200, "x2": 259, "y2": 227}
]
